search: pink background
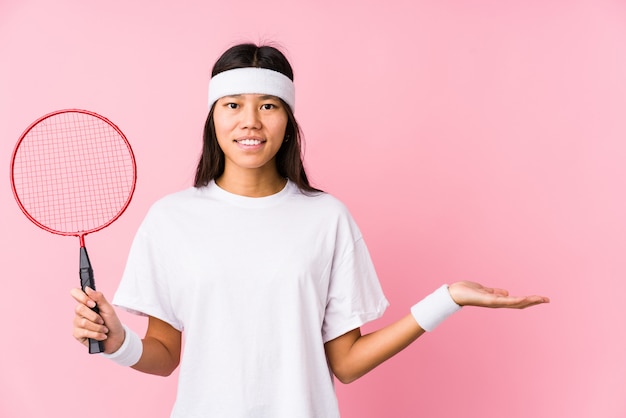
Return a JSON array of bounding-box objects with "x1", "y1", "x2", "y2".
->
[{"x1": 1, "y1": 0, "x2": 625, "y2": 417}]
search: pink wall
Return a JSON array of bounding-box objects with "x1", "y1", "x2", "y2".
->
[{"x1": 1, "y1": 0, "x2": 625, "y2": 417}]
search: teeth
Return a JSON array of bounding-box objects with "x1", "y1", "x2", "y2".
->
[{"x1": 238, "y1": 139, "x2": 262, "y2": 145}]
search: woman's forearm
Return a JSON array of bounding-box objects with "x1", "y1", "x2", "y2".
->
[{"x1": 325, "y1": 314, "x2": 425, "y2": 384}]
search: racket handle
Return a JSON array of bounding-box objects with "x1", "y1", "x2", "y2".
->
[{"x1": 79, "y1": 246, "x2": 105, "y2": 354}]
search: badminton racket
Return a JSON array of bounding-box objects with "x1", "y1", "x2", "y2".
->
[{"x1": 10, "y1": 109, "x2": 137, "y2": 354}]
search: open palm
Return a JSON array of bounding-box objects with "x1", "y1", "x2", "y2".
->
[{"x1": 448, "y1": 281, "x2": 550, "y2": 309}]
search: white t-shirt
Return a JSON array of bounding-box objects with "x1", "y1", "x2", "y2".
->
[{"x1": 113, "y1": 180, "x2": 389, "y2": 418}]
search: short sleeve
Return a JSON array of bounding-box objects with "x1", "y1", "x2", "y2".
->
[
  {"x1": 112, "y1": 210, "x2": 184, "y2": 331},
  {"x1": 322, "y1": 236, "x2": 389, "y2": 343}
]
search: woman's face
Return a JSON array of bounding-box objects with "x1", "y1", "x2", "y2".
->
[{"x1": 213, "y1": 94, "x2": 288, "y2": 176}]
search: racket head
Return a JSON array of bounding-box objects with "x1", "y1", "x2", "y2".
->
[{"x1": 10, "y1": 109, "x2": 137, "y2": 241}]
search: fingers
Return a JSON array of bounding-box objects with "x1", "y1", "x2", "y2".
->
[
  {"x1": 70, "y1": 287, "x2": 126, "y2": 352},
  {"x1": 73, "y1": 310, "x2": 109, "y2": 342},
  {"x1": 491, "y1": 294, "x2": 550, "y2": 309},
  {"x1": 515, "y1": 295, "x2": 551, "y2": 309},
  {"x1": 70, "y1": 289, "x2": 109, "y2": 345},
  {"x1": 84, "y1": 286, "x2": 115, "y2": 313},
  {"x1": 69, "y1": 287, "x2": 96, "y2": 309},
  {"x1": 70, "y1": 287, "x2": 111, "y2": 347},
  {"x1": 477, "y1": 282, "x2": 549, "y2": 308}
]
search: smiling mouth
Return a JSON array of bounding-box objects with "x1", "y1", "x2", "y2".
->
[{"x1": 236, "y1": 138, "x2": 264, "y2": 145}]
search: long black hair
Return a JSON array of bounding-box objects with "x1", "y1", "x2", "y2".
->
[{"x1": 194, "y1": 43, "x2": 320, "y2": 193}]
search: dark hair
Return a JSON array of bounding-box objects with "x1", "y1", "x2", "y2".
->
[{"x1": 194, "y1": 43, "x2": 321, "y2": 193}]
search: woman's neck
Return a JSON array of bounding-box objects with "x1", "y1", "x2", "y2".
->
[{"x1": 215, "y1": 169, "x2": 287, "y2": 197}]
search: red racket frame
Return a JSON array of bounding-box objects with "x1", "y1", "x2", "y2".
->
[{"x1": 10, "y1": 109, "x2": 137, "y2": 247}]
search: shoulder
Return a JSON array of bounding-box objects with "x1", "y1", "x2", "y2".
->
[
  {"x1": 138, "y1": 187, "x2": 203, "y2": 229},
  {"x1": 289, "y1": 186, "x2": 362, "y2": 235},
  {"x1": 289, "y1": 186, "x2": 353, "y2": 217},
  {"x1": 289, "y1": 183, "x2": 346, "y2": 209},
  {"x1": 151, "y1": 187, "x2": 200, "y2": 209}
]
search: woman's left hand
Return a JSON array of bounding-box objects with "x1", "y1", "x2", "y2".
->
[{"x1": 448, "y1": 281, "x2": 550, "y2": 309}]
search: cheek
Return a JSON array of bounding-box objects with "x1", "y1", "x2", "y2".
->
[
  {"x1": 275, "y1": 126, "x2": 287, "y2": 139},
  {"x1": 270, "y1": 116, "x2": 289, "y2": 138},
  {"x1": 213, "y1": 119, "x2": 233, "y2": 143}
]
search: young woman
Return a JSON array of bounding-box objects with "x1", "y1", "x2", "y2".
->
[{"x1": 71, "y1": 43, "x2": 549, "y2": 417}]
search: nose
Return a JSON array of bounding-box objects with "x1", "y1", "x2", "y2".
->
[{"x1": 240, "y1": 105, "x2": 261, "y2": 130}]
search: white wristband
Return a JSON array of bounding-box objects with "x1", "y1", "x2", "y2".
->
[
  {"x1": 100, "y1": 324, "x2": 143, "y2": 367},
  {"x1": 411, "y1": 285, "x2": 462, "y2": 331}
]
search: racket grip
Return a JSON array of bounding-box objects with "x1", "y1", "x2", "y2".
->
[{"x1": 79, "y1": 246, "x2": 105, "y2": 354}]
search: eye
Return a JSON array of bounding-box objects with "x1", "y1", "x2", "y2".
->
[
  {"x1": 260, "y1": 103, "x2": 276, "y2": 110},
  {"x1": 226, "y1": 103, "x2": 239, "y2": 109}
]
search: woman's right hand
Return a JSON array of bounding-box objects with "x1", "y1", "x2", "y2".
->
[{"x1": 70, "y1": 287, "x2": 126, "y2": 354}]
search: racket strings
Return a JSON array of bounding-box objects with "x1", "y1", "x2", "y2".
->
[{"x1": 12, "y1": 112, "x2": 135, "y2": 234}]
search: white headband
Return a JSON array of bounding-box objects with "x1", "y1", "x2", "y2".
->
[{"x1": 207, "y1": 67, "x2": 296, "y2": 112}]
